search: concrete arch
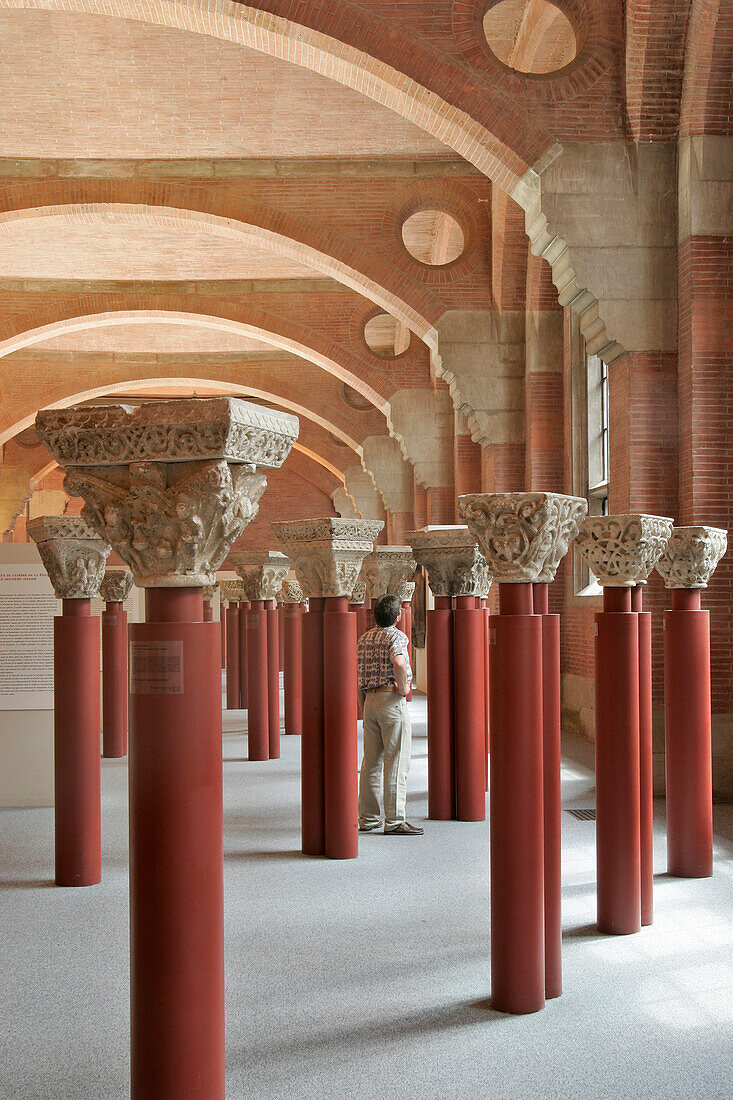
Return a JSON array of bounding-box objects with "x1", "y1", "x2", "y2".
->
[
  {"x1": 0, "y1": 0, "x2": 553, "y2": 194},
  {"x1": 0, "y1": 375, "x2": 360, "y2": 472},
  {"x1": 0, "y1": 307, "x2": 391, "y2": 418},
  {"x1": 0, "y1": 196, "x2": 443, "y2": 348}
]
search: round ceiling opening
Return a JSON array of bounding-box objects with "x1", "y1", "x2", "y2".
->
[
  {"x1": 401, "y1": 209, "x2": 465, "y2": 266},
  {"x1": 483, "y1": 1, "x2": 577, "y2": 75},
  {"x1": 363, "y1": 313, "x2": 411, "y2": 358}
]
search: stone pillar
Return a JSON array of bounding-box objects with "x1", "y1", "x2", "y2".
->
[
  {"x1": 348, "y1": 579, "x2": 368, "y2": 640},
  {"x1": 202, "y1": 584, "x2": 216, "y2": 623},
  {"x1": 277, "y1": 595, "x2": 285, "y2": 671},
  {"x1": 398, "y1": 580, "x2": 415, "y2": 701},
  {"x1": 28, "y1": 516, "x2": 110, "y2": 887},
  {"x1": 407, "y1": 527, "x2": 490, "y2": 822},
  {"x1": 656, "y1": 526, "x2": 728, "y2": 878},
  {"x1": 461, "y1": 492, "x2": 587, "y2": 1015},
  {"x1": 281, "y1": 581, "x2": 304, "y2": 736},
  {"x1": 576, "y1": 514, "x2": 673, "y2": 937},
  {"x1": 273, "y1": 518, "x2": 383, "y2": 859},
  {"x1": 100, "y1": 568, "x2": 134, "y2": 759},
  {"x1": 221, "y1": 581, "x2": 243, "y2": 711},
  {"x1": 232, "y1": 552, "x2": 290, "y2": 761},
  {"x1": 36, "y1": 396, "x2": 297, "y2": 1100}
]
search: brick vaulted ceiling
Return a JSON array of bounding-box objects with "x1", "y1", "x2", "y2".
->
[{"x1": 1, "y1": 1, "x2": 719, "y2": 542}]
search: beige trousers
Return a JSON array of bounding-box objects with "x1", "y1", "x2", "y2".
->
[{"x1": 358, "y1": 686, "x2": 412, "y2": 831}]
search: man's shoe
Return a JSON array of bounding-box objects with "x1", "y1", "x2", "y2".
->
[
  {"x1": 358, "y1": 823, "x2": 380, "y2": 832},
  {"x1": 384, "y1": 822, "x2": 424, "y2": 835}
]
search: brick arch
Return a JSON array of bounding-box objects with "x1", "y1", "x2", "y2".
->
[
  {"x1": 0, "y1": 0, "x2": 556, "y2": 196},
  {"x1": 624, "y1": 0, "x2": 693, "y2": 141},
  {"x1": 680, "y1": 0, "x2": 729, "y2": 137},
  {"x1": 0, "y1": 192, "x2": 444, "y2": 347},
  {"x1": 0, "y1": 304, "x2": 394, "y2": 417}
]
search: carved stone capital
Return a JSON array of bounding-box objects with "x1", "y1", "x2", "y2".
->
[
  {"x1": 398, "y1": 581, "x2": 416, "y2": 604},
  {"x1": 407, "y1": 526, "x2": 491, "y2": 597},
  {"x1": 360, "y1": 546, "x2": 416, "y2": 599},
  {"x1": 220, "y1": 580, "x2": 246, "y2": 604},
  {"x1": 272, "y1": 518, "x2": 383, "y2": 598},
  {"x1": 28, "y1": 515, "x2": 110, "y2": 599},
  {"x1": 655, "y1": 526, "x2": 728, "y2": 589},
  {"x1": 575, "y1": 514, "x2": 674, "y2": 587},
  {"x1": 281, "y1": 580, "x2": 304, "y2": 604},
  {"x1": 35, "y1": 397, "x2": 299, "y2": 469},
  {"x1": 349, "y1": 580, "x2": 367, "y2": 605},
  {"x1": 231, "y1": 551, "x2": 291, "y2": 602},
  {"x1": 35, "y1": 398, "x2": 297, "y2": 588},
  {"x1": 100, "y1": 569, "x2": 134, "y2": 603},
  {"x1": 202, "y1": 584, "x2": 218, "y2": 603},
  {"x1": 459, "y1": 493, "x2": 588, "y2": 583}
]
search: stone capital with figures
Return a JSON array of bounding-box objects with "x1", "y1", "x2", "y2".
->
[
  {"x1": 655, "y1": 526, "x2": 727, "y2": 589},
  {"x1": 230, "y1": 551, "x2": 291, "y2": 602},
  {"x1": 398, "y1": 580, "x2": 416, "y2": 604},
  {"x1": 35, "y1": 398, "x2": 298, "y2": 588},
  {"x1": 220, "y1": 579, "x2": 246, "y2": 604},
  {"x1": 100, "y1": 568, "x2": 134, "y2": 604},
  {"x1": 29, "y1": 515, "x2": 110, "y2": 599},
  {"x1": 575, "y1": 513, "x2": 674, "y2": 587},
  {"x1": 281, "y1": 580, "x2": 304, "y2": 604},
  {"x1": 202, "y1": 584, "x2": 218, "y2": 603},
  {"x1": 360, "y1": 545, "x2": 416, "y2": 599},
  {"x1": 407, "y1": 526, "x2": 491, "y2": 597},
  {"x1": 349, "y1": 580, "x2": 367, "y2": 605},
  {"x1": 272, "y1": 517, "x2": 383, "y2": 599},
  {"x1": 459, "y1": 493, "x2": 588, "y2": 584}
]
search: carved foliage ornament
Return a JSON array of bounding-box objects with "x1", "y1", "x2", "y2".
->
[
  {"x1": 575, "y1": 514, "x2": 674, "y2": 587},
  {"x1": 272, "y1": 518, "x2": 383, "y2": 599},
  {"x1": 407, "y1": 527, "x2": 491, "y2": 597},
  {"x1": 232, "y1": 552, "x2": 291, "y2": 602},
  {"x1": 459, "y1": 493, "x2": 588, "y2": 583},
  {"x1": 202, "y1": 584, "x2": 218, "y2": 602},
  {"x1": 28, "y1": 515, "x2": 110, "y2": 599},
  {"x1": 35, "y1": 398, "x2": 299, "y2": 470},
  {"x1": 655, "y1": 526, "x2": 728, "y2": 589},
  {"x1": 100, "y1": 569, "x2": 134, "y2": 603},
  {"x1": 64, "y1": 460, "x2": 266, "y2": 588}
]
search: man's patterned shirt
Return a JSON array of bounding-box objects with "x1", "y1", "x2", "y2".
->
[{"x1": 356, "y1": 625, "x2": 412, "y2": 694}]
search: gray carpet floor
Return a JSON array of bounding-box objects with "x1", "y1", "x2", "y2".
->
[{"x1": 1, "y1": 691, "x2": 732, "y2": 1099}]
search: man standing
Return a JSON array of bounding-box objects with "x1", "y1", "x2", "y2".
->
[{"x1": 357, "y1": 593, "x2": 424, "y2": 836}]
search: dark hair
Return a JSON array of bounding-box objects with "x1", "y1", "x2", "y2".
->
[{"x1": 374, "y1": 593, "x2": 401, "y2": 628}]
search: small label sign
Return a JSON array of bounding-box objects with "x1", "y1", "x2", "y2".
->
[
  {"x1": 104, "y1": 614, "x2": 118, "y2": 626},
  {"x1": 489, "y1": 628, "x2": 497, "y2": 646},
  {"x1": 130, "y1": 640, "x2": 184, "y2": 695},
  {"x1": 248, "y1": 617, "x2": 260, "y2": 629}
]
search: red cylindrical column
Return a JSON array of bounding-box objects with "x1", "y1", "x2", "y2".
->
[
  {"x1": 426, "y1": 596, "x2": 455, "y2": 820},
  {"x1": 595, "y1": 587, "x2": 641, "y2": 935},
  {"x1": 129, "y1": 587, "x2": 224, "y2": 1100},
  {"x1": 54, "y1": 599, "x2": 101, "y2": 887},
  {"x1": 533, "y1": 582, "x2": 562, "y2": 1000},
  {"x1": 283, "y1": 603, "x2": 303, "y2": 735},
  {"x1": 266, "y1": 599, "x2": 281, "y2": 759},
  {"x1": 238, "y1": 599, "x2": 249, "y2": 710},
  {"x1": 301, "y1": 598, "x2": 326, "y2": 855},
  {"x1": 278, "y1": 602, "x2": 285, "y2": 671},
  {"x1": 225, "y1": 603, "x2": 240, "y2": 710},
  {"x1": 323, "y1": 597, "x2": 359, "y2": 859},
  {"x1": 102, "y1": 600, "x2": 128, "y2": 759},
  {"x1": 632, "y1": 586, "x2": 654, "y2": 926},
  {"x1": 220, "y1": 606, "x2": 226, "y2": 669},
  {"x1": 665, "y1": 589, "x2": 712, "y2": 877},
  {"x1": 482, "y1": 598, "x2": 490, "y2": 790},
  {"x1": 453, "y1": 595, "x2": 486, "y2": 822},
  {"x1": 490, "y1": 583, "x2": 545, "y2": 1015},
  {"x1": 203, "y1": 599, "x2": 214, "y2": 623},
  {"x1": 246, "y1": 600, "x2": 269, "y2": 761},
  {"x1": 357, "y1": 604, "x2": 369, "y2": 640}
]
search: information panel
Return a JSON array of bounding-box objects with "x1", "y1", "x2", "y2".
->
[{"x1": 0, "y1": 564, "x2": 58, "y2": 709}]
